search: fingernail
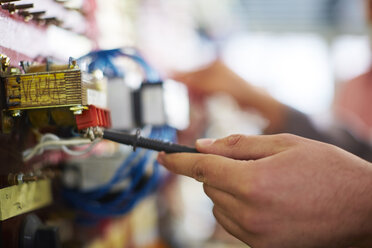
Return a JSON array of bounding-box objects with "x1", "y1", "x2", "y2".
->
[
  {"x1": 196, "y1": 138, "x2": 215, "y2": 147},
  {"x1": 157, "y1": 151, "x2": 165, "y2": 164}
]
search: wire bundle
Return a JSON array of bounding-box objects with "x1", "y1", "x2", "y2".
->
[
  {"x1": 64, "y1": 48, "x2": 176, "y2": 217},
  {"x1": 23, "y1": 133, "x2": 99, "y2": 161},
  {"x1": 62, "y1": 48, "x2": 177, "y2": 218},
  {"x1": 77, "y1": 48, "x2": 161, "y2": 83},
  {"x1": 63, "y1": 125, "x2": 176, "y2": 217}
]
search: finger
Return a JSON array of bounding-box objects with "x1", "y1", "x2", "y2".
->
[
  {"x1": 157, "y1": 152, "x2": 250, "y2": 194},
  {"x1": 196, "y1": 133, "x2": 299, "y2": 160},
  {"x1": 171, "y1": 72, "x2": 201, "y2": 87},
  {"x1": 171, "y1": 62, "x2": 213, "y2": 82},
  {"x1": 213, "y1": 206, "x2": 253, "y2": 245},
  {"x1": 203, "y1": 184, "x2": 242, "y2": 217},
  {"x1": 171, "y1": 71, "x2": 193, "y2": 82}
]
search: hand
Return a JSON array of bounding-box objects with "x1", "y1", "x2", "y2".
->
[
  {"x1": 157, "y1": 134, "x2": 372, "y2": 248},
  {"x1": 172, "y1": 60, "x2": 249, "y2": 99},
  {"x1": 172, "y1": 60, "x2": 288, "y2": 132}
]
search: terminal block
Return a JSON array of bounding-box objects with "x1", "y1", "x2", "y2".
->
[{"x1": 75, "y1": 105, "x2": 111, "y2": 130}]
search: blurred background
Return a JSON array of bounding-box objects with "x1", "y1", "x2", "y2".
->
[
  {"x1": 95, "y1": 0, "x2": 371, "y2": 133},
  {"x1": 94, "y1": 0, "x2": 370, "y2": 247},
  {"x1": 69, "y1": 0, "x2": 372, "y2": 247}
]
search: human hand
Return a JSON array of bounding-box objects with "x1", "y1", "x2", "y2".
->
[
  {"x1": 157, "y1": 134, "x2": 372, "y2": 248},
  {"x1": 172, "y1": 60, "x2": 288, "y2": 132},
  {"x1": 172, "y1": 60, "x2": 253, "y2": 101}
]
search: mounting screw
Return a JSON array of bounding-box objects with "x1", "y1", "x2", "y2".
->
[
  {"x1": 16, "y1": 173, "x2": 24, "y2": 184},
  {"x1": 70, "y1": 105, "x2": 87, "y2": 115},
  {"x1": 11, "y1": 109, "x2": 21, "y2": 117},
  {"x1": 0, "y1": 54, "x2": 10, "y2": 72},
  {"x1": 10, "y1": 67, "x2": 21, "y2": 74}
]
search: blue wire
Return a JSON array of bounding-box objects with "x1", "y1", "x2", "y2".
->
[
  {"x1": 63, "y1": 155, "x2": 158, "y2": 216},
  {"x1": 63, "y1": 152, "x2": 152, "y2": 216},
  {"x1": 77, "y1": 48, "x2": 161, "y2": 82},
  {"x1": 82, "y1": 149, "x2": 140, "y2": 199},
  {"x1": 68, "y1": 49, "x2": 172, "y2": 217},
  {"x1": 63, "y1": 126, "x2": 176, "y2": 217}
]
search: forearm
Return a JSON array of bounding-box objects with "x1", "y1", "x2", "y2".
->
[
  {"x1": 279, "y1": 108, "x2": 372, "y2": 161},
  {"x1": 232, "y1": 82, "x2": 372, "y2": 160}
]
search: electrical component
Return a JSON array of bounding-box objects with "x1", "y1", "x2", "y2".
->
[
  {"x1": 134, "y1": 82, "x2": 166, "y2": 126},
  {"x1": 20, "y1": 214, "x2": 61, "y2": 248},
  {"x1": 132, "y1": 79, "x2": 190, "y2": 129},
  {"x1": 78, "y1": 48, "x2": 190, "y2": 130},
  {"x1": 63, "y1": 150, "x2": 130, "y2": 191},
  {"x1": 0, "y1": 180, "x2": 52, "y2": 221},
  {"x1": 108, "y1": 79, "x2": 189, "y2": 130},
  {"x1": 75, "y1": 105, "x2": 112, "y2": 130},
  {"x1": 63, "y1": 126, "x2": 177, "y2": 218},
  {"x1": 4, "y1": 69, "x2": 87, "y2": 113},
  {"x1": 57, "y1": 49, "x2": 189, "y2": 220},
  {"x1": 107, "y1": 78, "x2": 134, "y2": 129},
  {"x1": 0, "y1": 58, "x2": 112, "y2": 132},
  {"x1": 8, "y1": 168, "x2": 61, "y2": 186}
]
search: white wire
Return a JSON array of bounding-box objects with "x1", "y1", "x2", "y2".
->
[
  {"x1": 23, "y1": 133, "x2": 100, "y2": 161},
  {"x1": 61, "y1": 138, "x2": 101, "y2": 156}
]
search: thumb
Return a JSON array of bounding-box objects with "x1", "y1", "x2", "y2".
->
[{"x1": 196, "y1": 134, "x2": 297, "y2": 160}]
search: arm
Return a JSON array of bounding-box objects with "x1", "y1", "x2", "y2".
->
[
  {"x1": 158, "y1": 134, "x2": 372, "y2": 248},
  {"x1": 173, "y1": 60, "x2": 372, "y2": 161},
  {"x1": 281, "y1": 108, "x2": 372, "y2": 161}
]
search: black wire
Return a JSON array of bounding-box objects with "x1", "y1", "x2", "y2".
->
[{"x1": 103, "y1": 129, "x2": 199, "y2": 153}]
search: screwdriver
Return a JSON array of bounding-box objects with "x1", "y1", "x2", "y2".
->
[{"x1": 103, "y1": 129, "x2": 199, "y2": 153}]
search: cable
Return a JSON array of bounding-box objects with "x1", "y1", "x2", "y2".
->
[
  {"x1": 62, "y1": 125, "x2": 176, "y2": 217},
  {"x1": 77, "y1": 48, "x2": 161, "y2": 83},
  {"x1": 102, "y1": 129, "x2": 198, "y2": 153},
  {"x1": 64, "y1": 49, "x2": 178, "y2": 218},
  {"x1": 23, "y1": 133, "x2": 100, "y2": 161}
]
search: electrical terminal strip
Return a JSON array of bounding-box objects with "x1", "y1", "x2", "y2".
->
[
  {"x1": 83, "y1": 126, "x2": 104, "y2": 141},
  {"x1": 75, "y1": 105, "x2": 112, "y2": 131}
]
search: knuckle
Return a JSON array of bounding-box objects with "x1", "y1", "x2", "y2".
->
[
  {"x1": 224, "y1": 134, "x2": 244, "y2": 147},
  {"x1": 191, "y1": 157, "x2": 209, "y2": 182}
]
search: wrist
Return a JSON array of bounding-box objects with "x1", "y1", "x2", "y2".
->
[{"x1": 261, "y1": 98, "x2": 288, "y2": 133}]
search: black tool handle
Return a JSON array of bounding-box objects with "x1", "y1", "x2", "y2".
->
[
  {"x1": 103, "y1": 130, "x2": 199, "y2": 153},
  {"x1": 137, "y1": 136, "x2": 198, "y2": 153}
]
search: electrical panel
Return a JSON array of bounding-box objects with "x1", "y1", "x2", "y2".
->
[
  {"x1": 0, "y1": 1, "x2": 190, "y2": 247},
  {"x1": 0, "y1": 1, "x2": 111, "y2": 247}
]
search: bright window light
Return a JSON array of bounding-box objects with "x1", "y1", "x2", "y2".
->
[{"x1": 223, "y1": 33, "x2": 334, "y2": 115}]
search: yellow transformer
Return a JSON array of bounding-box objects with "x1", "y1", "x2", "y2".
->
[
  {"x1": 4, "y1": 69, "x2": 88, "y2": 114},
  {"x1": 1, "y1": 64, "x2": 108, "y2": 131}
]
